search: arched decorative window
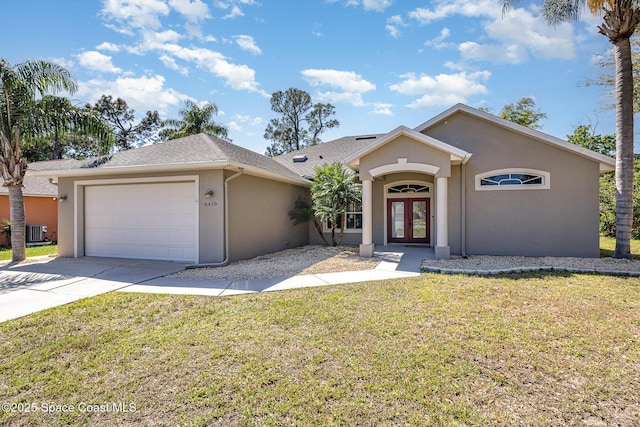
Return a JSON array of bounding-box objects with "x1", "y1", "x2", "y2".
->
[
  {"x1": 475, "y1": 169, "x2": 550, "y2": 191},
  {"x1": 387, "y1": 184, "x2": 430, "y2": 194}
]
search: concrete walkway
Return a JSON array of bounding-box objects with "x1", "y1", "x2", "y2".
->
[{"x1": 0, "y1": 246, "x2": 429, "y2": 323}]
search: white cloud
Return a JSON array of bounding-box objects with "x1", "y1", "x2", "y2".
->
[
  {"x1": 302, "y1": 69, "x2": 376, "y2": 106},
  {"x1": 326, "y1": 0, "x2": 392, "y2": 12},
  {"x1": 77, "y1": 74, "x2": 190, "y2": 115},
  {"x1": 390, "y1": 71, "x2": 490, "y2": 109},
  {"x1": 362, "y1": 0, "x2": 393, "y2": 12},
  {"x1": 168, "y1": 0, "x2": 209, "y2": 22},
  {"x1": 96, "y1": 42, "x2": 121, "y2": 52},
  {"x1": 234, "y1": 35, "x2": 261, "y2": 55},
  {"x1": 49, "y1": 57, "x2": 75, "y2": 70},
  {"x1": 228, "y1": 121, "x2": 242, "y2": 131},
  {"x1": 386, "y1": 15, "x2": 405, "y2": 38},
  {"x1": 215, "y1": 0, "x2": 256, "y2": 19},
  {"x1": 369, "y1": 102, "x2": 393, "y2": 115},
  {"x1": 101, "y1": 0, "x2": 170, "y2": 30},
  {"x1": 76, "y1": 51, "x2": 123, "y2": 74},
  {"x1": 424, "y1": 27, "x2": 451, "y2": 49},
  {"x1": 159, "y1": 54, "x2": 189, "y2": 75},
  {"x1": 406, "y1": 0, "x2": 575, "y2": 64}
]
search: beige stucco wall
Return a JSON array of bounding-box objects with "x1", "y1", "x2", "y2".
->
[
  {"x1": 426, "y1": 112, "x2": 601, "y2": 257},
  {"x1": 358, "y1": 135, "x2": 451, "y2": 180},
  {"x1": 227, "y1": 172, "x2": 309, "y2": 262}
]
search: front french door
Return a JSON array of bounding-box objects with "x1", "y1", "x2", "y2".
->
[{"x1": 387, "y1": 198, "x2": 430, "y2": 244}]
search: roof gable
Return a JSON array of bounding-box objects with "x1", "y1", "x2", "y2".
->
[
  {"x1": 343, "y1": 125, "x2": 472, "y2": 168},
  {"x1": 415, "y1": 103, "x2": 615, "y2": 173}
]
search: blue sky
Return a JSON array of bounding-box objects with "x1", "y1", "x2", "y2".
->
[{"x1": 1, "y1": 0, "x2": 619, "y2": 154}]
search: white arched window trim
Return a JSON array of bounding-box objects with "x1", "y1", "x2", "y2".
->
[{"x1": 475, "y1": 168, "x2": 550, "y2": 191}]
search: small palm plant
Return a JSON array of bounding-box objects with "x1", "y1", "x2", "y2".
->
[
  {"x1": 311, "y1": 162, "x2": 362, "y2": 246},
  {"x1": 1, "y1": 219, "x2": 11, "y2": 247},
  {"x1": 288, "y1": 197, "x2": 329, "y2": 245}
]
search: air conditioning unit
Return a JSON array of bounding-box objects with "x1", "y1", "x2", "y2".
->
[{"x1": 26, "y1": 224, "x2": 48, "y2": 243}]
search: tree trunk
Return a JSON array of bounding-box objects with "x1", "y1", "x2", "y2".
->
[
  {"x1": 337, "y1": 212, "x2": 346, "y2": 246},
  {"x1": 8, "y1": 185, "x2": 26, "y2": 262},
  {"x1": 613, "y1": 37, "x2": 634, "y2": 259}
]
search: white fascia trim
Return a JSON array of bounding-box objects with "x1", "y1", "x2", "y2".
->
[
  {"x1": 29, "y1": 160, "x2": 310, "y2": 187},
  {"x1": 30, "y1": 160, "x2": 231, "y2": 178},
  {"x1": 369, "y1": 160, "x2": 440, "y2": 178},
  {"x1": 475, "y1": 168, "x2": 550, "y2": 191},
  {"x1": 344, "y1": 125, "x2": 470, "y2": 167},
  {"x1": 415, "y1": 103, "x2": 615, "y2": 173}
]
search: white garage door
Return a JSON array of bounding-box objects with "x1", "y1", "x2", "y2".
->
[{"x1": 84, "y1": 182, "x2": 197, "y2": 262}]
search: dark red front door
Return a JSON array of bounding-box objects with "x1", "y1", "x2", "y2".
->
[{"x1": 387, "y1": 198, "x2": 430, "y2": 244}]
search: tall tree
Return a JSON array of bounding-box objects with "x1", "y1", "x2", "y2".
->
[
  {"x1": 91, "y1": 95, "x2": 161, "y2": 150},
  {"x1": 499, "y1": 97, "x2": 547, "y2": 129},
  {"x1": 311, "y1": 162, "x2": 361, "y2": 246},
  {"x1": 264, "y1": 88, "x2": 339, "y2": 156},
  {"x1": 567, "y1": 124, "x2": 616, "y2": 156},
  {"x1": 0, "y1": 59, "x2": 78, "y2": 261},
  {"x1": 502, "y1": 0, "x2": 640, "y2": 259},
  {"x1": 23, "y1": 96, "x2": 113, "y2": 161},
  {"x1": 160, "y1": 99, "x2": 228, "y2": 141}
]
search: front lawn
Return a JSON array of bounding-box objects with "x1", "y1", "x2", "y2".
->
[
  {"x1": 1, "y1": 272, "x2": 639, "y2": 426},
  {"x1": 0, "y1": 245, "x2": 58, "y2": 261},
  {"x1": 600, "y1": 235, "x2": 640, "y2": 259}
]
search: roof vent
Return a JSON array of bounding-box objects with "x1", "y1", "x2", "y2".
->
[
  {"x1": 355, "y1": 136, "x2": 377, "y2": 141},
  {"x1": 293, "y1": 154, "x2": 308, "y2": 163}
]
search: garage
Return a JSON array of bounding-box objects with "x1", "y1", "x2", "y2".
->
[{"x1": 84, "y1": 181, "x2": 197, "y2": 262}]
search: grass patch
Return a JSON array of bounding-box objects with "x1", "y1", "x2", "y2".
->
[
  {"x1": 0, "y1": 245, "x2": 58, "y2": 261},
  {"x1": 600, "y1": 235, "x2": 640, "y2": 259},
  {"x1": 1, "y1": 273, "x2": 639, "y2": 426}
]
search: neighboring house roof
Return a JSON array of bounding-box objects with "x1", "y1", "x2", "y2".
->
[
  {"x1": 28, "y1": 133, "x2": 309, "y2": 186},
  {"x1": 0, "y1": 160, "x2": 71, "y2": 197},
  {"x1": 415, "y1": 103, "x2": 616, "y2": 173},
  {"x1": 0, "y1": 175, "x2": 58, "y2": 197},
  {"x1": 274, "y1": 134, "x2": 384, "y2": 178}
]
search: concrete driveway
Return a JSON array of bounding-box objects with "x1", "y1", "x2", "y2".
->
[{"x1": 0, "y1": 257, "x2": 187, "y2": 322}]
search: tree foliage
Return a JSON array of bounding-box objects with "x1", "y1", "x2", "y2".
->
[
  {"x1": 160, "y1": 99, "x2": 228, "y2": 141},
  {"x1": 0, "y1": 58, "x2": 78, "y2": 261},
  {"x1": 288, "y1": 197, "x2": 329, "y2": 245},
  {"x1": 502, "y1": 0, "x2": 640, "y2": 259},
  {"x1": 90, "y1": 95, "x2": 161, "y2": 150},
  {"x1": 22, "y1": 96, "x2": 113, "y2": 161},
  {"x1": 567, "y1": 125, "x2": 640, "y2": 238},
  {"x1": 499, "y1": 97, "x2": 547, "y2": 129},
  {"x1": 310, "y1": 163, "x2": 361, "y2": 246},
  {"x1": 264, "y1": 88, "x2": 339, "y2": 156}
]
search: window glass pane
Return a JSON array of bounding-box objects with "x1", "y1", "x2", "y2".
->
[
  {"x1": 346, "y1": 213, "x2": 362, "y2": 229},
  {"x1": 391, "y1": 201, "x2": 404, "y2": 238},
  {"x1": 412, "y1": 201, "x2": 427, "y2": 239}
]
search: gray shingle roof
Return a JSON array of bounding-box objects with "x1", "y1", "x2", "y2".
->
[
  {"x1": 274, "y1": 134, "x2": 383, "y2": 178},
  {"x1": 27, "y1": 134, "x2": 306, "y2": 183}
]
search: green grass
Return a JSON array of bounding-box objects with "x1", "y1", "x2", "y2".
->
[
  {"x1": 1, "y1": 272, "x2": 639, "y2": 426},
  {"x1": 600, "y1": 235, "x2": 640, "y2": 259},
  {"x1": 0, "y1": 245, "x2": 58, "y2": 261}
]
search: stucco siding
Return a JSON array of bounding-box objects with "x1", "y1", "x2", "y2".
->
[
  {"x1": 425, "y1": 112, "x2": 601, "y2": 257},
  {"x1": 0, "y1": 196, "x2": 58, "y2": 245},
  {"x1": 227, "y1": 173, "x2": 309, "y2": 262},
  {"x1": 359, "y1": 136, "x2": 451, "y2": 180}
]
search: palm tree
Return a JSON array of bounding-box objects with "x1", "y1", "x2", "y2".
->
[
  {"x1": 311, "y1": 163, "x2": 362, "y2": 246},
  {"x1": 160, "y1": 99, "x2": 229, "y2": 141},
  {"x1": 1, "y1": 59, "x2": 80, "y2": 261},
  {"x1": 288, "y1": 197, "x2": 329, "y2": 245},
  {"x1": 24, "y1": 95, "x2": 113, "y2": 160},
  {"x1": 502, "y1": 0, "x2": 640, "y2": 259}
]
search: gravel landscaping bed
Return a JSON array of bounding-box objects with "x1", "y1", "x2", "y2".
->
[
  {"x1": 422, "y1": 255, "x2": 640, "y2": 276},
  {"x1": 168, "y1": 245, "x2": 381, "y2": 281}
]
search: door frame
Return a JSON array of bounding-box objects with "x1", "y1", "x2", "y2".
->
[
  {"x1": 386, "y1": 198, "x2": 430, "y2": 244},
  {"x1": 383, "y1": 180, "x2": 433, "y2": 246}
]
